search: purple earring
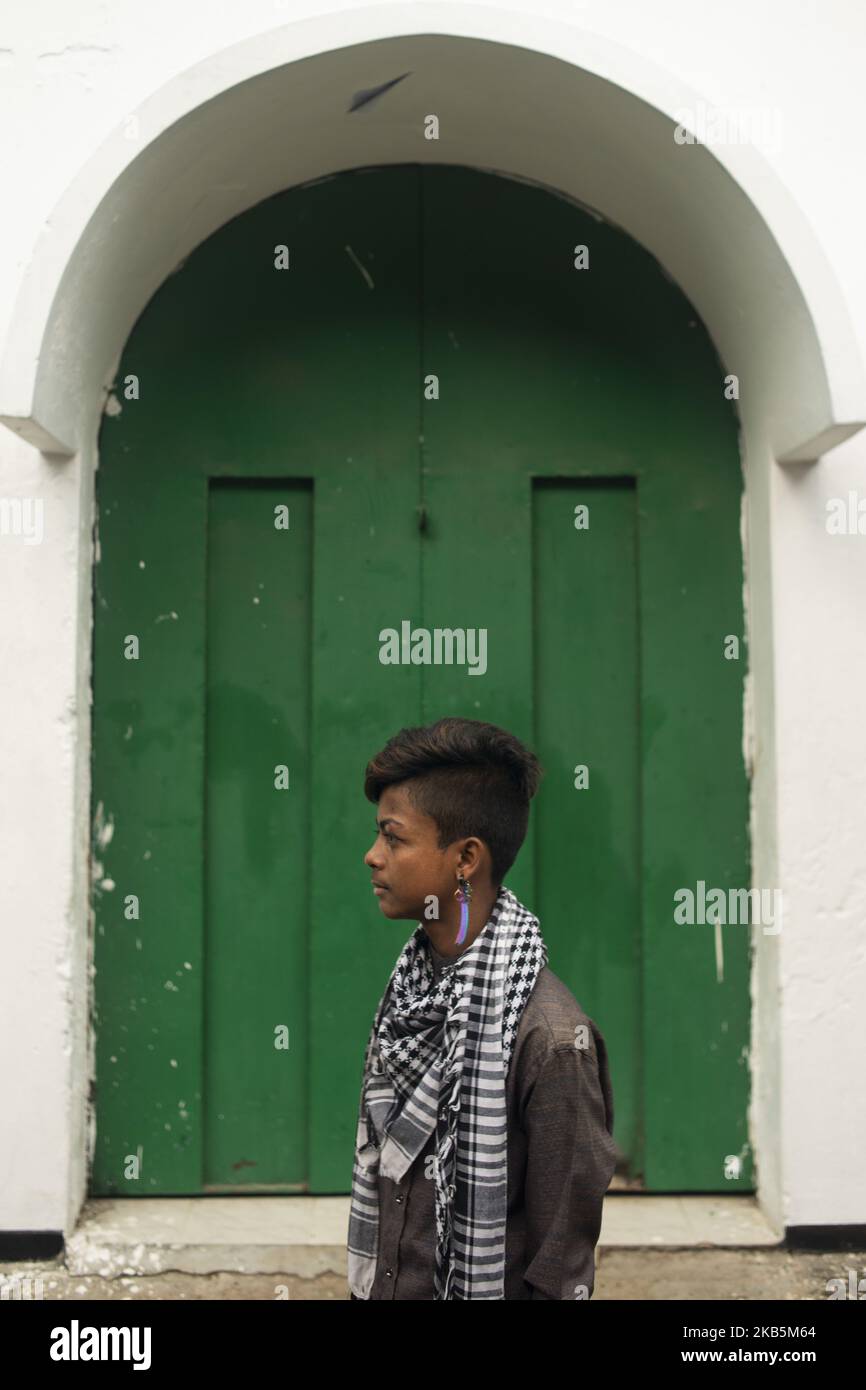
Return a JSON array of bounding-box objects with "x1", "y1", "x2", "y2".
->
[{"x1": 454, "y1": 874, "x2": 473, "y2": 945}]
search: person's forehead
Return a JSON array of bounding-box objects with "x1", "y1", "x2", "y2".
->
[{"x1": 378, "y1": 782, "x2": 430, "y2": 826}]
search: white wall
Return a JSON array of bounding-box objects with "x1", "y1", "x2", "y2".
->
[{"x1": 0, "y1": 0, "x2": 864, "y2": 1235}]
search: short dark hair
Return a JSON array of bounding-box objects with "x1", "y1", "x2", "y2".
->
[{"x1": 364, "y1": 717, "x2": 543, "y2": 885}]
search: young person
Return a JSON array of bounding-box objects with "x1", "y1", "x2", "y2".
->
[{"x1": 347, "y1": 716, "x2": 617, "y2": 1301}]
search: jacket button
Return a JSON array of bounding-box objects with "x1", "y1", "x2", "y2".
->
[
  {"x1": 385, "y1": 1268, "x2": 393, "y2": 1278},
  {"x1": 395, "y1": 1194, "x2": 404, "y2": 1203}
]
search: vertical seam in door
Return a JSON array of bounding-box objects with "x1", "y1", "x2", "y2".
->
[
  {"x1": 201, "y1": 474, "x2": 212, "y2": 1190},
  {"x1": 418, "y1": 164, "x2": 426, "y2": 723},
  {"x1": 633, "y1": 473, "x2": 645, "y2": 1183}
]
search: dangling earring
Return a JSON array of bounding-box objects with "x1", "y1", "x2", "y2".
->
[{"x1": 454, "y1": 873, "x2": 473, "y2": 945}]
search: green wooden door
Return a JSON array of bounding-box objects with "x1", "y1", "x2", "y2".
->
[{"x1": 91, "y1": 165, "x2": 750, "y2": 1197}]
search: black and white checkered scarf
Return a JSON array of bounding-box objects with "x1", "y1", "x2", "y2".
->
[{"x1": 347, "y1": 884, "x2": 548, "y2": 1299}]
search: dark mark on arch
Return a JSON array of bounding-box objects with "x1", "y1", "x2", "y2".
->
[{"x1": 348, "y1": 72, "x2": 411, "y2": 112}]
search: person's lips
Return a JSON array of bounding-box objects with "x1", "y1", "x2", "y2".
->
[{"x1": 372, "y1": 881, "x2": 389, "y2": 895}]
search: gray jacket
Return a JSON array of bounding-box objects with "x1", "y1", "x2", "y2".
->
[{"x1": 350, "y1": 947, "x2": 617, "y2": 1300}]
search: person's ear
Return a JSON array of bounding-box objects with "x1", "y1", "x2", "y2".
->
[{"x1": 459, "y1": 838, "x2": 482, "y2": 876}]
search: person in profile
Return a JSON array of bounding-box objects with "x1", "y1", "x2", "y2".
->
[{"x1": 347, "y1": 716, "x2": 617, "y2": 1300}]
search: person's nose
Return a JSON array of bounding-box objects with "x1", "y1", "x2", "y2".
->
[{"x1": 364, "y1": 843, "x2": 381, "y2": 869}]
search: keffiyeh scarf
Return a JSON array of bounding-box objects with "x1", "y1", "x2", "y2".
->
[{"x1": 347, "y1": 884, "x2": 548, "y2": 1300}]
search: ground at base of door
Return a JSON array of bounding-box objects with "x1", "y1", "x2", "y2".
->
[{"x1": 3, "y1": 1248, "x2": 865, "y2": 1301}]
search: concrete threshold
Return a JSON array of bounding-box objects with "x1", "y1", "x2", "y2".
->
[{"x1": 65, "y1": 1195, "x2": 782, "y2": 1278}]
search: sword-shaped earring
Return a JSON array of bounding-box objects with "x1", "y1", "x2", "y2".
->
[{"x1": 454, "y1": 873, "x2": 473, "y2": 945}]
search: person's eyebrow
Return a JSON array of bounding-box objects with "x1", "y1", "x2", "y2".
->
[{"x1": 376, "y1": 816, "x2": 404, "y2": 830}]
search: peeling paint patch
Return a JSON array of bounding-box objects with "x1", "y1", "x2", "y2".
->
[
  {"x1": 344, "y1": 244, "x2": 374, "y2": 290},
  {"x1": 91, "y1": 860, "x2": 116, "y2": 894},
  {"x1": 37, "y1": 45, "x2": 116, "y2": 62},
  {"x1": 94, "y1": 805, "x2": 115, "y2": 850},
  {"x1": 154, "y1": 611, "x2": 178, "y2": 623},
  {"x1": 92, "y1": 803, "x2": 117, "y2": 897}
]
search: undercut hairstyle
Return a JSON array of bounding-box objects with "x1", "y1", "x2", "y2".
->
[{"x1": 364, "y1": 717, "x2": 543, "y2": 885}]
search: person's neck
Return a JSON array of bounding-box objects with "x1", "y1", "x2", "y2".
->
[{"x1": 423, "y1": 882, "x2": 501, "y2": 960}]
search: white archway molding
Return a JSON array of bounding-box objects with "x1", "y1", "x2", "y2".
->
[{"x1": 0, "y1": 6, "x2": 863, "y2": 463}]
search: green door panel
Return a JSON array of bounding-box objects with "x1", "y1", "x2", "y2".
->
[
  {"x1": 91, "y1": 163, "x2": 749, "y2": 1197},
  {"x1": 91, "y1": 470, "x2": 208, "y2": 1192},
  {"x1": 205, "y1": 481, "x2": 311, "y2": 1189},
  {"x1": 532, "y1": 480, "x2": 641, "y2": 1174}
]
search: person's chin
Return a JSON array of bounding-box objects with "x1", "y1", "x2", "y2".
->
[{"x1": 377, "y1": 893, "x2": 410, "y2": 920}]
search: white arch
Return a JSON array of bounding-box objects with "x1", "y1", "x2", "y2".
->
[{"x1": 0, "y1": 6, "x2": 863, "y2": 461}]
